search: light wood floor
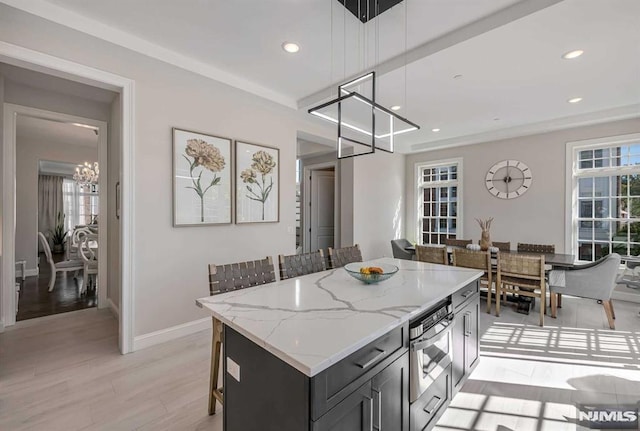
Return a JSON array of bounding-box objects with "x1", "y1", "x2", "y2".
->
[
  {"x1": 0, "y1": 309, "x2": 220, "y2": 431},
  {"x1": 1, "y1": 297, "x2": 638, "y2": 430}
]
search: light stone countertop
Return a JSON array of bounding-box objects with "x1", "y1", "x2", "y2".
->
[{"x1": 196, "y1": 257, "x2": 483, "y2": 377}]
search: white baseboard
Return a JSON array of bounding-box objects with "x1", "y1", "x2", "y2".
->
[
  {"x1": 107, "y1": 298, "x2": 119, "y2": 318},
  {"x1": 612, "y1": 289, "x2": 640, "y2": 304},
  {"x1": 133, "y1": 317, "x2": 211, "y2": 351},
  {"x1": 24, "y1": 268, "x2": 39, "y2": 277},
  {"x1": 15, "y1": 268, "x2": 38, "y2": 278}
]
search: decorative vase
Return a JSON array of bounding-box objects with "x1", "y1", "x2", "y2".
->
[
  {"x1": 476, "y1": 217, "x2": 494, "y2": 251},
  {"x1": 479, "y1": 230, "x2": 492, "y2": 251},
  {"x1": 53, "y1": 243, "x2": 64, "y2": 254}
]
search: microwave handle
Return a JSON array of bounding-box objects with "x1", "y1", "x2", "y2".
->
[{"x1": 410, "y1": 315, "x2": 454, "y2": 351}]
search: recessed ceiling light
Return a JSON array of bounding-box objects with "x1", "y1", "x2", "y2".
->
[
  {"x1": 432, "y1": 128, "x2": 440, "y2": 132},
  {"x1": 282, "y1": 42, "x2": 300, "y2": 53},
  {"x1": 568, "y1": 97, "x2": 583, "y2": 104},
  {"x1": 562, "y1": 50, "x2": 584, "y2": 59},
  {"x1": 390, "y1": 105, "x2": 401, "y2": 111}
]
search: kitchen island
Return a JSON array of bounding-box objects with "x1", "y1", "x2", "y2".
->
[{"x1": 196, "y1": 257, "x2": 483, "y2": 431}]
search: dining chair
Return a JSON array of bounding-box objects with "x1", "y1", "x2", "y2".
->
[
  {"x1": 496, "y1": 254, "x2": 546, "y2": 326},
  {"x1": 327, "y1": 244, "x2": 363, "y2": 269},
  {"x1": 444, "y1": 238, "x2": 473, "y2": 248},
  {"x1": 517, "y1": 243, "x2": 555, "y2": 254},
  {"x1": 38, "y1": 232, "x2": 84, "y2": 292},
  {"x1": 391, "y1": 239, "x2": 414, "y2": 260},
  {"x1": 415, "y1": 244, "x2": 448, "y2": 265},
  {"x1": 278, "y1": 250, "x2": 326, "y2": 280},
  {"x1": 65, "y1": 226, "x2": 92, "y2": 260},
  {"x1": 452, "y1": 248, "x2": 493, "y2": 313},
  {"x1": 549, "y1": 253, "x2": 621, "y2": 329},
  {"x1": 490, "y1": 241, "x2": 511, "y2": 252},
  {"x1": 207, "y1": 256, "x2": 276, "y2": 415},
  {"x1": 78, "y1": 233, "x2": 98, "y2": 295}
]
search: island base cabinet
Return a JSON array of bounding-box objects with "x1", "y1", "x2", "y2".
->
[
  {"x1": 311, "y1": 382, "x2": 373, "y2": 431},
  {"x1": 224, "y1": 326, "x2": 310, "y2": 431},
  {"x1": 452, "y1": 293, "x2": 480, "y2": 393},
  {"x1": 224, "y1": 325, "x2": 409, "y2": 431},
  {"x1": 410, "y1": 364, "x2": 451, "y2": 431},
  {"x1": 313, "y1": 353, "x2": 409, "y2": 431}
]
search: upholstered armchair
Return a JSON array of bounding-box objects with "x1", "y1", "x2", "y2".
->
[
  {"x1": 391, "y1": 239, "x2": 414, "y2": 260},
  {"x1": 548, "y1": 253, "x2": 621, "y2": 329}
]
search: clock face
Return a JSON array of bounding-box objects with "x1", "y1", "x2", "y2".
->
[{"x1": 485, "y1": 160, "x2": 532, "y2": 199}]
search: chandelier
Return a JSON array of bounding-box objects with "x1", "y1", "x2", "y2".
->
[
  {"x1": 73, "y1": 161, "x2": 99, "y2": 186},
  {"x1": 308, "y1": 0, "x2": 419, "y2": 159}
]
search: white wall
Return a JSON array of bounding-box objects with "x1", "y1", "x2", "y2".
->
[
  {"x1": 353, "y1": 151, "x2": 406, "y2": 260},
  {"x1": 340, "y1": 158, "x2": 355, "y2": 248},
  {"x1": 15, "y1": 134, "x2": 97, "y2": 271},
  {"x1": 405, "y1": 118, "x2": 640, "y2": 253},
  {"x1": 4, "y1": 81, "x2": 110, "y2": 122},
  {"x1": 0, "y1": 5, "x2": 334, "y2": 336},
  {"x1": 0, "y1": 74, "x2": 4, "y2": 323}
]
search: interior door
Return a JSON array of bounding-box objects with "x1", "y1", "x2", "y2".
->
[{"x1": 310, "y1": 170, "x2": 335, "y2": 251}]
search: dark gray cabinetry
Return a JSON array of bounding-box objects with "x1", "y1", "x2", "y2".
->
[
  {"x1": 371, "y1": 354, "x2": 409, "y2": 431},
  {"x1": 410, "y1": 364, "x2": 451, "y2": 431},
  {"x1": 312, "y1": 381, "x2": 373, "y2": 431},
  {"x1": 452, "y1": 283, "x2": 479, "y2": 393},
  {"x1": 313, "y1": 353, "x2": 409, "y2": 431},
  {"x1": 311, "y1": 325, "x2": 407, "y2": 420},
  {"x1": 224, "y1": 326, "x2": 310, "y2": 431},
  {"x1": 224, "y1": 324, "x2": 408, "y2": 431}
]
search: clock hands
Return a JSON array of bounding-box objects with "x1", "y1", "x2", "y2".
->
[{"x1": 486, "y1": 160, "x2": 532, "y2": 199}]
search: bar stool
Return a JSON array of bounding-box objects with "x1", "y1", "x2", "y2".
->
[{"x1": 207, "y1": 256, "x2": 276, "y2": 415}]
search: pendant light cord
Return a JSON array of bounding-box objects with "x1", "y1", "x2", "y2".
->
[{"x1": 404, "y1": 0, "x2": 408, "y2": 116}]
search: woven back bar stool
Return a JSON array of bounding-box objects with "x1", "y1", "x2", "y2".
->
[{"x1": 207, "y1": 256, "x2": 276, "y2": 414}]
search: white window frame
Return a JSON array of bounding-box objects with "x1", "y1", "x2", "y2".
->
[
  {"x1": 415, "y1": 157, "x2": 464, "y2": 245},
  {"x1": 565, "y1": 132, "x2": 640, "y2": 260}
]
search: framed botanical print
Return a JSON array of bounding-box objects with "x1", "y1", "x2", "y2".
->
[
  {"x1": 235, "y1": 141, "x2": 279, "y2": 223},
  {"x1": 173, "y1": 128, "x2": 232, "y2": 226}
]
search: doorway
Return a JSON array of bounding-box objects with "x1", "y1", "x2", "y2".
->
[
  {"x1": 13, "y1": 112, "x2": 103, "y2": 320},
  {"x1": 10, "y1": 109, "x2": 107, "y2": 322},
  {"x1": 0, "y1": 43, "x2": 135, "y2": 353},
  {"x1": 302, "y1": 161, "x2": 340, "y2": 253},
  {"x1": 310, "y1": 168, "x2": 335, "y2": 251}
]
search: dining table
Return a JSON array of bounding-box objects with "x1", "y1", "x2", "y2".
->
[
  {"x1": 406, "y1": 244, "x2": 576, "y2": 312},
  {"x1": 405, "y1": 245, "x2": 576, "y2": 269}
]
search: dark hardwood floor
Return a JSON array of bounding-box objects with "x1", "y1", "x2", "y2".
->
[{"x1": 16, "y1": 253, "x2": 96, "y2": 321}]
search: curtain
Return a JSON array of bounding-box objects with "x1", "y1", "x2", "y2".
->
[
  {"x1": 38, "y1": 175, "x2": 64, "y2": 251},
  {"x1": 62, "y1": 179, "x2": 81, "y2": 230}
]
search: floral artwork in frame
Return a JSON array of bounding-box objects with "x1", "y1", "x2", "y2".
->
[
  {"x1": 235, "y1": 141, "x2": 279, "y2": 223},
  {"x1": 173, "y1": 128, "x2": 232, "y2": 226}
]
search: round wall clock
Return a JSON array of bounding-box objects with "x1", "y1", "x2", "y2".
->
[{"x1": 485, "y1": 160, "x2": 532, "y2": 199}]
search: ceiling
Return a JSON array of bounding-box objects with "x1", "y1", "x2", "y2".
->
[
  {"x1": 17, "y1": 115, "x2": 99, "y2": 149},
  {"x1": 38, "y1": 160, "x2": 79, "y2": 176},
  {"x1": 5, "y1": 0, "x2": 639, "y2": 153}
]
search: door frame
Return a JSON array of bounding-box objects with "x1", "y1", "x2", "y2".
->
[
  {"x1": 0, "y1": 41, "x2": 136, "y2": 354},
  {"x1": 4, "y1": 104, "x2": 108, "y2": 312},
  {"x1": 302, "y1": 161, "x2": 340, "y2": 253}
]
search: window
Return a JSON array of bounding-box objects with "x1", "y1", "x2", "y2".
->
[
  {"x1": 63, "y1": 179, "x2": 99, "y2": 230},
  {"x1": 417, "y1": 159, "x2": 462, "y2": 245},
  {"x1": 569, "y1": 134, "x2": 640, "y2": 261}
]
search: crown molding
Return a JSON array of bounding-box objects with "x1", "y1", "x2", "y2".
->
[
  {"x1": 0, "y1": 0, "x2": 297, "y2": 109},
  {"x1": 408, "y1": 104, "x2": 640, "y2": 154}
]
